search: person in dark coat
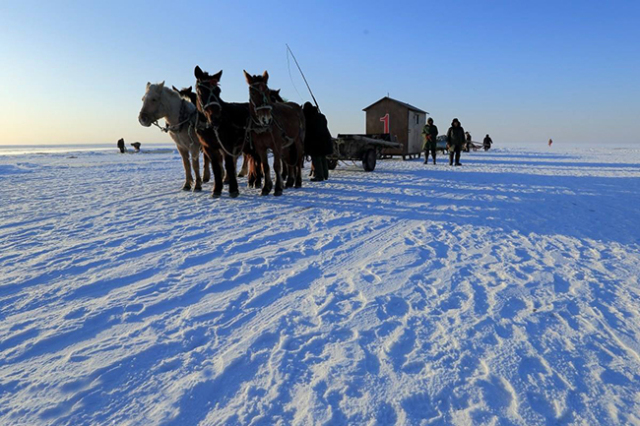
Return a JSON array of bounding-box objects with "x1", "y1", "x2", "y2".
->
[
  {"x1": 303, "y1": 102, "x2": 333, "y2": 181},
  {"x1": 117, "y1": 138, "x2": 126, "y2": 153},
  {"x1": 446, "y1": 118, "x2": 465, "y2": 166},
  {"x1": 421, "y1": 117, "x2": 438, "y2": 165},
  {"x1": 131, "y1": 142, "x2": 141, "y2": 152},
  {"x1": 483, "y1": 134, "x2": 493, "y2": 151}
]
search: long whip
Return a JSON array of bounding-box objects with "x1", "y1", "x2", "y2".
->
[{"x1": 286, "y1": 44, "x2": 321, "y2": 112}]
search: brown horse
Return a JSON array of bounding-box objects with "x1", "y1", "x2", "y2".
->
[{"x1": 244, "y1": 70, "x2": 305, "y2": 196}]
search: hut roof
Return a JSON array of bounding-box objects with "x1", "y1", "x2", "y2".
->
[{"x1": 363, "y1": 96, "x2": 428, "y2": 114}]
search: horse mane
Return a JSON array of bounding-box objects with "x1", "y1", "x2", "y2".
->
[
  {"x1": 250, "y1": 74, "x2": 267, "y2": 84},
  {"x1": 198, "y1": 71, "x2": 220, "y2": 86}
]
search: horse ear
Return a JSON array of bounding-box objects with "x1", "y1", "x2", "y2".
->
[
  {"x1": 212, "y1": 70, "x2": 222, "y2": 81},
  {"x1": 274, "y1": 89, "x2": 280, "y2": 94},
  {"x1": 172, "y1": 85, "x2": 178, "y2": 92},
  {"x1": 244, "y1": 70, "x2": 252, "y2": 85},
  {"x1": 262, "y1": 70, "x2": 269, "y2": 83},
  {"x1": 194, "y1": 66, "x2": 204, "y2": 79},
  {"x1": 159, "y1": 81, "x2": 165, "y2": 88},
  {"x1": 146, "y1": 82, "x2": 151, "y2": 89},
  {"x1": 187, "y1": 86, "x2": 192, "y2": 92}
]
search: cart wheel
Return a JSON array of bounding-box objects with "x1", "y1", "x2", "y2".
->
[
  {"x1": 327, "y1": 159, "x2": 338, "y2": 170},
  {"x1": 363, "y1": 149, "x2": 376, "y2": 172}
]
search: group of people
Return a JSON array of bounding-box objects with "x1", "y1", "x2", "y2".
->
[
  {"x1": 117, "y1": 138, "x2": 141, "y2": 153},
  {"x1": 421, "y1": 118, "x2": 493, "y2": 166}
]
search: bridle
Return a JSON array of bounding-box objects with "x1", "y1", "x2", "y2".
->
[
  {"x1": 249, "y1": 83, "x2": 274, "y2": 120},
  {"x1": 196, "y1": 80, "x2": 222, "y2": 113}
]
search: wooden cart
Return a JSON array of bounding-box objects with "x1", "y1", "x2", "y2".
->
[{"x1": 328, "y1": 133, "x2": 403, "y2": 172}]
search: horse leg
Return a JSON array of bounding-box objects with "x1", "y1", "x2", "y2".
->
[
  {"x1": 259, "y1": 148, "x2": 272, "y2": 196},
  {"x1": 273, "y1": 149, "x2": 284, "y2": 196},
  {"x1": 225, "y1": 154, "x2": 239, "y2": 198},
  {"x1": 285, "y1": 163, "x2": 295, "y2": 188},
  {"x1": 191, "y1": 148, "x2": 203, "y2": 192},
  {"x1": 203, "y1": 151, "x2": 211, "y2": 183},
  {"x1": 247, "y1": 156, "x2": 257, "y2": 188},
  {"x1": 295, "y1": 153, "x2": 303, "y2": 188},
  {"x1": 255, "y1": 155, "x2": 263, "y2": 188},
  {"x1": 178, "y1": 146, "x2": 193, "y2": 191},
  {"x1": 281, "y1": 159, "x2": 288, "y2": 185},
  {"x1": 210, "y1": 150, "x2": 224, "y2": 198}
]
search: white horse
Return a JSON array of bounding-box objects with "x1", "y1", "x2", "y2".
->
[{"x1": 138, "y1": 81, "x2": 206, "y2": 191}]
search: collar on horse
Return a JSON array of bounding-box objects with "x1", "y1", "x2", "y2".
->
[{"x1": 152, "y1": 100, "x2": 196, "y2": 134}]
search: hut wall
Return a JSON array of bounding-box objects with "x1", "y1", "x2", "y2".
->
[{"x1": 365, "y1": 98, "x2": 408, "y2": 155}]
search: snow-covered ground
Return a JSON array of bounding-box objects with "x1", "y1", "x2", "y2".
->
[{"x1": 1, "y1": 145, "x2": 639, "y2": 425}]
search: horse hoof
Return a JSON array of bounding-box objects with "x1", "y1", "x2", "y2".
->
[
  {"x1": 203, "y1": 177, "x2": 210, "y2": 183},
  {"x1": 295, "y1": 183, "x2": 302, "y2": 188},
  {"x1": 212, "y1": 192, "x2": 221, "y2": 199},
  {"x1": 260, "y1": 189, "x2": 270, "y2": 196},
  {"x1": 274, "y1": 189, "x2": 283, "y2": 196},
  {"x1": 193, "y1": 185, "x2": 202, "y2": 192},
  {"x1": 182, "y1": 185, "x2": 191, "y2": 191},
  {"x1": 230, "y1": 191, "x2": 239, "y2": 198}
]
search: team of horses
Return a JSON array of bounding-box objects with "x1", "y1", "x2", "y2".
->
[{"x1": 138, "y1": 66, "x2": 313, "y2": 197}]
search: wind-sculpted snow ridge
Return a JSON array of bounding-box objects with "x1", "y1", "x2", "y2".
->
[{"x1": 1, "y1": 147, "x2": 639, "y2": 425}]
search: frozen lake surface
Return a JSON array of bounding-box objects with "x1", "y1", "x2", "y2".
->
[{"x1": 1, "y1": 145, "x2": 639, "y2": 425}]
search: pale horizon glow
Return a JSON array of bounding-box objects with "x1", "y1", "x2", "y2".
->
[{"x1": 0, "y1": 0, "x2": 638, "y2": 146}]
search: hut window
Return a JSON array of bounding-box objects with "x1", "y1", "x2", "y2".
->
[{"x1": 415, "y1": 114, "x2": 419, "y2": 124}]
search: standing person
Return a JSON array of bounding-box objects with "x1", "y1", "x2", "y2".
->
[
  {"x1": 446, "y1": 118, "x2": 465, "y2": 166},
  {"x1": 464, "y1": 132, "x2": 472, "y2": 152},
  {"x1": 483, "y1": 134, "x2": 493, "y2": 151},
  {"x1": 117, "y1": 138, "x2": 126, "y2": 153},
  {"x1": 548, "y1": 138, "x2": 553, "y2": 147},
  {"x1": 303, "y1": 102, "x2": 333, "y2": 181},
  {"x1": 421, "y1": 117, "x2": 438, "y2": 164}
]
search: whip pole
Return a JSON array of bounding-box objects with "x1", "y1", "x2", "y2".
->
[{"x1": 286, "y1": 44, "x2": 320, "y2": 112}]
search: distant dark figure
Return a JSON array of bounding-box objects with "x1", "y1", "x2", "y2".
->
[
  {"x1": 421, "y1": 117, "x2": 438, "y2": 165},
  {"x1": 303, "y1": 102, "x2": 333, "y2": 181},
  {"x1": 131, "y1": 142, "x2": 141, "y2": 152},
  {"x1": 483, "y1": 134, "x2": 493, "y2": 151},
  {"x1": 117, "y1": 138, "x2": 126, "y2": 153},
  {"x1": 464, "y1": 132, "x2": 472, "y2": 152},
  {"x1": 447, "y1": 118, "x2": 465, "y2": 166},
  {"x1": 548, "y1": 138, "x2": 553, "y2": 147}
]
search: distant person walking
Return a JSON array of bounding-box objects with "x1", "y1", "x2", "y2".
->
[
  {"x1": 483, "y1": 134, "x2": 493, "y2": 151},
  {"x1": 548, "y1": 138, "x2": 553, "y2": 147},
  {"x1": 421, "y1": 117, "x2": 438, "y2": 164},
  {"x1": 446, "y1": 118, "x2": 465, "y2": 166}
]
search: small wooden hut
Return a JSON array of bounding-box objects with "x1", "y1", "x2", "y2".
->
[{"x1": 363, "y1": 97, "x2": 428, "y2": 159}]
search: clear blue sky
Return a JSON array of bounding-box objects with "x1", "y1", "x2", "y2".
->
[{"x1": 0, "y1": 0, "x2": 638, "y2": 145}]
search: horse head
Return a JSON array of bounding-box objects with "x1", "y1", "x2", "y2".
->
[
  {"x1": 270, "y1": 89, "x2": 284, "y2": 103},
  {"x1": 172, "y1": 85, "x2": 198, "y2": 106},
  {"x1": 194, "y1": 66, "x2": 223, "y2": 125},
  {"x1": 139, "y1": 81, "x2": 166, "y2": 127},
  {"x1": 244, "y1": 70, "x2": 273, "y2": 127}
]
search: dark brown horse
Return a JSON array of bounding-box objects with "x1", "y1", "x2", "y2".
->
[
  {"x1": 244, "y1": 70, "x2": 305, "y2": 196},
  {"x1": 195, "y1": 66, "x2": 264, "y2": 198}
]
